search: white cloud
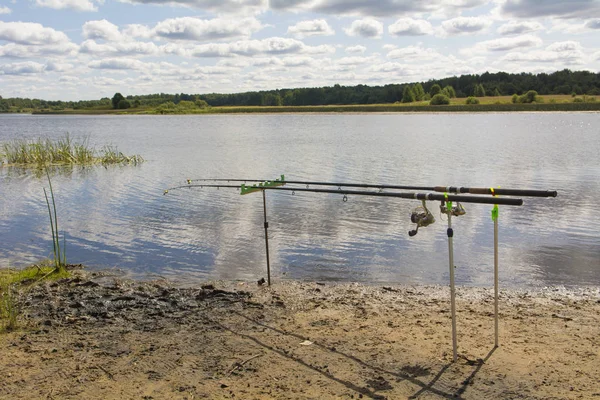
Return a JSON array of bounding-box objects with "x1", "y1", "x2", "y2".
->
[
  {"x1": 0, "y1": 21, "x2": 70, "y2": 45},
  {"x1": 345, "y1": 45, "x2": 366, "y2": 54},
  {"x1": 546, "y1": 40, "x2": 582, "y2": 52},
  {"x1": 502, "y1": 41, "x2": 585, "y2": 64},
  {"x1": 464, "y1": 34, "x2": 542, "y2": 53},
  {"x1": 287, "y1": 19, "x2": 334, "y2": 38},
  {"x1": 270, "y1": 0, "x2": 486, "y2": 18},
  {"x1": 45, "y1": 62, "x2": 73, "y2": 72},
  {"x1": 88, "y1": 58, "x2": 146, "y2": 70},
  {"x1": 387, "y1": 45, "x2": 441, "y2": 61},
  {"x1": 229, "y1": 37, "x2": 305, "y2": 55},
  {"x1": 281, "y1": 56, "x2": 316, "y2": 67},
  {"x1": 366, "y1": 61, "x2": 414, "y2": 74},
  {"x1": 35, "y1": 0, "x2": 102, "y2": 12},
  {"x1": 336, "y1": 56, "x2": 376, "y2": 66},
  {"x1": 117, "y1": 0, "x2": 267, "y2": 14},
  {"x1": 0, "y1": 6, "x2": 11, "y2": 14},
  {"x1": 0, "y1": 61, "x2": 47, "y2": 75},
  {"x1": 497, "y1": 20, "x2": 543, "y2": 35},
  {"x1": 441, "y1": 16, "x2": 492, "y2": 35},
  {"x1": 0, "y1": 42, "x2": 78, "y2": 58},
  {"x1": 185, "y1": 43, "x2": 232, "y2": 58},
  {"x1": 153, "y1": 17, "x2": 263, "y2": 41},
  {"x1": 82, "y1": 19, "x2": 121, "y2": 41},
  {"x1": 164, "y1": 37, "x2": 335, "y2": 58},
  {"x1": 80, "y1": 39, "x2": 159, "y2": 56},
  {"x1": 586, "y1": 19, "x2": 600, "y2": 29},
  {"x1": 122, "y1": 24, "x2": 154, "y2": 39},
  {"x1": 344, "y1": 19, "x2": 383, "y2": 38},
  {"x1": 501, "y1": 0, "x2": 600, "y2": 19},
  {"x1": 217, "y1": 59, "x2": 250, "y2": 68},
  {"x1": 388, "y1": 18, "x2": 433, "y2": 36}
]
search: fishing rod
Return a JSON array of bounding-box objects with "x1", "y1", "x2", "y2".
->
[
  {"x1": 185, "y1": 176, "x2": 557, "y2": 198},
  {"x1": 164, "y1": 183, "x2": 524, "y2": 206},
  {"x1": 164, "y1": 176, "x2": 554, "y2": 361}
]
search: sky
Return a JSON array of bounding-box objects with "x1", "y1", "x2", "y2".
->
[{"x1": 1, "y1": 0, "x2": 600, "y2": 101}]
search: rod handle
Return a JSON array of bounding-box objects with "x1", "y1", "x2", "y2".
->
[{"x1": 434, "y1": 187, "x2": 557, "y2": 197}]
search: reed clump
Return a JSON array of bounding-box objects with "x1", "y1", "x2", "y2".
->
[{"x1": 0, "y1": 134, "x2": 143, "y2": 167}]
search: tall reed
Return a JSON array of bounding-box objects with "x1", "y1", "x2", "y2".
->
[{"x1": 43, "y1": 169, "x2": 66, "y2": 272}]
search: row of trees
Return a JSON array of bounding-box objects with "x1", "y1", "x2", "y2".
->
[{"x1": 2, "y1": 69, "x2": 600, "y2": 111}]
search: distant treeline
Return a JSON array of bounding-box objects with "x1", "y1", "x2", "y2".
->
[{"x1": 2, "y1": 69, "x2": 600, "y2": 111}]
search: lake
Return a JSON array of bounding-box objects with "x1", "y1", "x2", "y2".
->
[{"x1": 1, "y1": 113, "x2": 599, "y2": 287}]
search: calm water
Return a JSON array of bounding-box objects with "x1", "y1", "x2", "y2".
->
[{"x1": 1, "y1": 113, "x2": 599, "y2": 287}]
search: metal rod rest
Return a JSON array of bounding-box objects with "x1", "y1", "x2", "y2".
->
[
  {"x1": 447, "y1": 202, "x2": 458, "y2": 362},
  {"x1": 262, "y1": 190, "x2": 271, "y2": 287},
  {"x1": 494, "y1": 212, "x2": 499, "y2": 348}
]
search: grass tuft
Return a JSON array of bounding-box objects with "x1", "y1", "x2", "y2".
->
[
  {"x1": 0, "y1": 263, "x2": 70, "y2": 332},
  {"x1": 0, "y1": 134, "x2": 143, "y2": 167}
]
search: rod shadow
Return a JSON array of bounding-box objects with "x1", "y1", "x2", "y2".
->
[{"x1": 208, "y1": 305, "x2": 497, "y2": 399}]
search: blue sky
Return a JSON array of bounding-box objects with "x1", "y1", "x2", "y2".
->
[{"x1": 1, "y1": 0, "x2": 600, "y2": 101}]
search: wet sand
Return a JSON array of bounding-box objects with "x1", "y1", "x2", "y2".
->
[{"x1": 1, "y1": 271, "x2": 599, "y2": 399}]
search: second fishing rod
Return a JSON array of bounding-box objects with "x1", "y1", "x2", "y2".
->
[{"x1": 185, "y1": 175, "x2": 557, "y2": 198}]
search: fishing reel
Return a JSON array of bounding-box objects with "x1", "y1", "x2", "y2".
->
[
  {"x1": 440, "y1": 202, "x2": 466, "y2": 216},
  {"x1": 409, "y1": 200, "x2": 435, "y2": 237}
]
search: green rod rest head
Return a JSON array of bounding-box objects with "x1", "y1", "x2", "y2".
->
[{"x1": 240, "y1": 175, "x2": 286, "y2": 195}]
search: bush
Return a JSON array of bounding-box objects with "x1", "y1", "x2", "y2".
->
[
  {"x1": 156, "y1": 101, "x2": 176, "y2": 114},
  {"x1": 177, "y1": 100, "x2": 196, "y2": 109},
  {"x1": 520, "y1": 90, "x2": 538, "y2": 103},
  {"x1": 117, "y1": 99, "x2": 131, "y2": 109},
  {"x1": 195, "y1": 99, "x2": 209, "y2": 108},
  {"x1": 430, "y1": 94, "x2": 450, "y2": 105},
  {"x1": 465, "y1": 97, "x2": 480, "y2": 105},
  {"x1": 573, "y1": 97, "x2": 584, "y2": 103},
  {"x1": 511, "y1": 94, "x2": 519, "y2": 103}
]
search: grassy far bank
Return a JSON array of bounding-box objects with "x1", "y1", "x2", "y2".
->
[{"x1": 21, "y1": 94, "x2": 600, "y2": 115}]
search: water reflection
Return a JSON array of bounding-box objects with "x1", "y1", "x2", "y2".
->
[{"x1": 0, "y1": 113, "x2": 599, "y2": 287}]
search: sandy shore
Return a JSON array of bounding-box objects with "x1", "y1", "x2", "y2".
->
[{"x1": 1, "y1": 271, "x2": 599, "y2": 399}]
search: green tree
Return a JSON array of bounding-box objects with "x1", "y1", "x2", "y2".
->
[
  {"x1": 111, "y1": 93, "x2": 125, "y2": 109},
  {"x1": 442, "y1": 85, "x2": 456, "y2": 98},
  {"x1": 430, "y1": 94, "x2": 450, "y2": 105},
  {"x1": 430, "y1": 84, "x2": 442, "y2": 96},
  {"x1": 493, "y1": 88, "x2": 501, "y2": 97},
  {"x1": 465, "y1": 96, "x2": 480, "y2": 104},
  {"x1": 474, "y1": 84, "x2": 486, "y2": 97},
  {"x1": 282, "y1": 91, "x2": 295, "y2": 106},
  {"x1": 413, "y1": 83, "x2": 425, "y2": 101},
  {"x1": 511, "y1": 94, "x2": 519, "y2": 103},
  {"x1": 262, "y1": 93, "x2": 282, "y2": 106},
  {"x1": 402, "y1": 85, "x2": 415, "y2": 103},
  {"x1": 133, "y1": 99, "x2": 141, "y2": 108},
  {"x1": 117, "y1": 99, "x2": 131, "y2": 109}
]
